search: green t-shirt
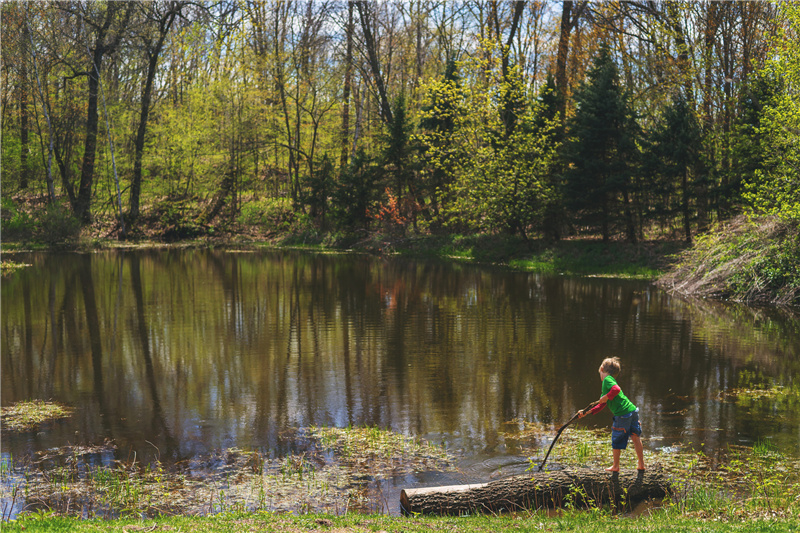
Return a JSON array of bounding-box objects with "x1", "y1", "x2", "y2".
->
[{"x1": 602, "y1": 375, "x2": 637, "y2": 417}]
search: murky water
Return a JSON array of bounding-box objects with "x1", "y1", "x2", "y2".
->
[{"x1": 2, "y1": 249, "x2": 799, "y2": 514}]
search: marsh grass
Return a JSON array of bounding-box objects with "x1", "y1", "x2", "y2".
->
[
  {"x1": 306, "y1": 425, "x2": 452, "y2": 472},
  {"x1": 1, "y1": 400, "x2": 73, "y2": 432},
  {"x1": 3, "y1": 419, "x2": 799, "y2": 523},
  {"x1": 503, "y1": 418, "x2": 800, "y2": 521},
  {"x1": 1, "y1": 426, "x2": 456, "y2": 520}
]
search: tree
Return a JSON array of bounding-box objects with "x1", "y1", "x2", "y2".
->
[
  {"x1": 73, "y1": 1, "x2": 134, "y2": 223},
  {"x1": 554, "y1": 1, "x2": 587, "y2": 125},
  {"x1": 535, "y1": 73, "x2": 564, "y2": 241},
  {"x1": 419, "y1": 59, "x2": 461, "y2": 222},
  {"x1": 743, "y1": 3, "x2": 800, "y2": 222},
  {"x1": 420, "y1": 49, "x2": 558, "y2": 239},
  {"x1": 303, "y1": 153, "x2": 334, "y2": 229},
  {"x1": 129, "y1": 1, "x2": 186, "y2": 221},
  {"x1": 382, "y1": 93, "x2": 412, "y2": 215},
  {"x1": 646, "y1": 93, "x2": 702, "y2": 242},
  {"x1": 355, "y1": 1, "x2": 393, "y2": 126},
  {"x1": 563, "y1": 43, "x2": 639, "y2": 243},
  {"x1": 331, "y1": 148, "x2": 377, "y2": 230}
]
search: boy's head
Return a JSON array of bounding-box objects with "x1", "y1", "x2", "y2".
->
[{"x1": 599, "y1": 357, "x2": 621, "y2": 377}]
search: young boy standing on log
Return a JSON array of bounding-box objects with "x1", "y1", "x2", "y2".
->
[{"x1": 579, "y1": 357, "x2": 645, "y2": 472}]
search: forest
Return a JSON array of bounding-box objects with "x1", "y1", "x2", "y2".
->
[{"x1": 1, "y1": 1, "x2": 798, "y2": 299}]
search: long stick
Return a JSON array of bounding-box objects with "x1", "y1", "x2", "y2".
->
[{"x1": 538, "y1": 400, "x2": 599, "y2": 472}]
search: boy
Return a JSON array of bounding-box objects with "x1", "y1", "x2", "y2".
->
[{"x1": 579, "y1": 357, "x2": 645, "y2": 472}]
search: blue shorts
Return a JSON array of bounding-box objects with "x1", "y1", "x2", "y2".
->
[{"x1": 611, "y1": 409, "x2": 641, "y2": 450}]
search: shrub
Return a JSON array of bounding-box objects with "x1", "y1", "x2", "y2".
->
[
  {"x1": 660, "y1": 215, "x2": 800, "y2": 305},
  {"x1": 238, "y1": 197, "x2": 295, "y2": 232},
  {"x1": 1, "y1": 198, "x2": 36, "y2": 241},
  {"x1": 1, "y1": 199, "x2": 80, "y2": 244},
  {"x1": 37, "y1": 204, "x2": 81, "y2": 244}
]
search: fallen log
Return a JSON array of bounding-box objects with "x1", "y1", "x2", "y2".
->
[{"x1": 400, "y1": 467, "x2": 671, "y2": 515}]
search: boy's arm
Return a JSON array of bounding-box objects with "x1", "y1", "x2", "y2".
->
[{"x1": 580, "y1": 385, "x2": 621, "y2": 417}]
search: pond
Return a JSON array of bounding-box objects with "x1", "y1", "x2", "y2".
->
[{"x1": 2, "y1": 249, "x2": 799, "y2": 517}]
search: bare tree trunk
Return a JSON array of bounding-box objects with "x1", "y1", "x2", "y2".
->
[
  {"x1": 130, "y1": 2, "x2": 182, "y2": 221},
  {"x1": 74, "y1": 2, "x2": 133, "y2": 223},
  {"x1": 555, "y1": 1, "x2": 573, "y2": 123},
  {"x1": 25, "y1": 10, "x2": 56, "y2": 203},
  {"x1": 340, "y1": 1, "x2": 354, "y2": 171},
  {"x1": 20, "y1": 23, "x2": 29, "y2": 190},
  {"x1": 698, "y1": 1, "x2": 718, "y2": 232},
  {"x1": 355, "y1": 1, "x2": 393, "y2": 126}
]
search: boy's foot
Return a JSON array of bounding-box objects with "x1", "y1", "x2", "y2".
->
[
  {"x1": 605, "y1": 466, "x2": 620, "y2": 472},
  {"x1": 637, "y1": 465, "x2": 646, "y2": 471}
]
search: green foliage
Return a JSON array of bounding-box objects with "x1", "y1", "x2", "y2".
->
[
  {"x1": 1, "y1": 198, "x2": 35, "y2": 240},
  {"x1": 418, "y1": 59, "x2": 463, "y2": 225},
  {"x1": 151, "y1": 195, "x2": 207, "y2": 241},
  {"x1": 644, "y1": 93, "x2": 702, "y2": 235},
  {"x1": 237, "y1": 197, "x2": 295, "y2": 232},
  {"x1": 331, "y1": 149, "x2": 377, "y2": 230},
  {"x1": 728, "y1": 74, "x2": 781, "y2": 211},
  {"x1": 417, "y1": 43, "x2": 559, "y2": 238},
  {"x1": 563, "y1": 43, "x2": 640, "y2": 243},
  {"x1": 1, "y1": 199, "x2": 80, "y2": 244},
  {"x1": 302, "y1": 155, "x2": 334, "y2": 227},
  {"x1": 37, "y1": 204, "x2": 81, "y2": 244},
  {"x1": 743, "y1": 3, "x2": 800, "y2": 222},
  {"x1": 662, "y1": 216, "x2": 800, "y2": 305}
]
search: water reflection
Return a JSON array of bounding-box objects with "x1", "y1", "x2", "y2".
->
[{"x1": 2, "y1": 249, "x2": 799, "y2": 467}]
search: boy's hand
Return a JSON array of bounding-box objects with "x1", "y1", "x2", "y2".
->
[{"x1": 578, "y1": 410, "x2": 586, "y2": 418}]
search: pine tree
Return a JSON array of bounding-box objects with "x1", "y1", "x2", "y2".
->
[
  {"x1": 563, "y1": 44, "x2": 640, "y2": 243},
  {"x1": 645, "y1": 93, "x2": 702, "y2": 242},
  {"x1": 536, "y1": 73, "x2": 564, "y2": 241}
]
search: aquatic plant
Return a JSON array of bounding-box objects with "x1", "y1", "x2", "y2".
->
[{"x1": 1, "y1": 401, "x2": 72, "y2": 432}]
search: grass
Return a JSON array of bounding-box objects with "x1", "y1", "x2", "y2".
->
[
  {"x1": 3, "y1": 421, "x2": 800, "y2": 530},
  {"x1": 359, "y1": 233, "x2": 682, "y2": 279},
  {"x1": 0, "y1": 400, "x2": 73, "y2": 431},
  {"x1": 307, "y1": 425, "x2": 452, "y2": 470},
  {"x1": 660, "y1": 215, "x2": 800, "y2": 305},
  {"x1": 0, "y1": 427, "x2": 456, "y2": 520},
  {"x1": 2, "y1": 509, "x2": 799, "y2": 532}
]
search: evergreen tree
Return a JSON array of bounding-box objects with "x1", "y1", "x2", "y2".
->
[
  {"x1": 563, "y1": 44, "x2": 640, "y2": 243},
  {"x1": 535, "y1": 73, "x2": 564, "y2": 241},
  {"x1": 303, "y1": 154, "x2": 334, "y2": 230},
  {"x1": 331, "y1": 148, "x2": 377, "y2": 230},
  {"x1": 646, "y1": 92, "x2": 702, "y2": 242},
  {"x1": 728, "y1": 73, "x2": 780, "y2": 213},
  {"x1": 384, "y1": 93, "x2": 411, "y2": 201}
]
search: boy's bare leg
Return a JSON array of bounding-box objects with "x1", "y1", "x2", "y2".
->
[
  {"x1": 606, "y1": 449, "x2": 621, "y2": 472},
  {"x1": 632, "y1": 434, "x2": 645, "y2": 470}
]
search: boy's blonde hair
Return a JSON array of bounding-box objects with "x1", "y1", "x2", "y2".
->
[{"x1": 601, "y1": 357, "x2": 621, "y2": 375}]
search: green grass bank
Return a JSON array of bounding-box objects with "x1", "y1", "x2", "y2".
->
[
  {"x1": 4, "y1": 510, "x2": 800, "y2": 533},
  {"x1": 1, "y1": 231, "x2": 684, "y2": 281},
  {"x1": 659, "y1": 216, "x2": 800, "y2": 306}
]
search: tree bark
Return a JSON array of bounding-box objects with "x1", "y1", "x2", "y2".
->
[
  {"x1": 401, "y1": 467, "x2": 670, "y2": 516},
  {"x1": 130, "y1": 2, "x2": 182, "y2": 221},
  {"x1": 20, "y1": 23, "x2": 29, "y2": 190},
  {"x1": 555, "y1": 1, "x2": 585, "y2": 124},
  {"x1": 355, "y1": 1, "x2": 393, "y2": 126},
  {"x1": 75, "y1": 2, "x2": 133, "y2": 223},
  {"x1": 339, "y1": 1, "x2": 354, "y2": 171}
]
